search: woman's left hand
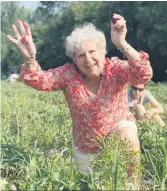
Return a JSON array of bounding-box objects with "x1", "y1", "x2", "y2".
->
[
  {"x1": 110, "y1": 13, "x2": 127, "y2": 48},
  {"x1": 144, "y1": 108, "x2": 156, "y2": 119}
]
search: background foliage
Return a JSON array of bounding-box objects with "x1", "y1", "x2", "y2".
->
[{"x1": 1, "y1": 1, "x2": 167, "y2": 81}]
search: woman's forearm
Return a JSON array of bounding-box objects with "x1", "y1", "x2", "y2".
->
[
  {"x1": 154, "y1": 106, "x2": 164, "y2": 114},
  {"x1": 117, "y1": 41, "x2": 140, "y2": 61}
]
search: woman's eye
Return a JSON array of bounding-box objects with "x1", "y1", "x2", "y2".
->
[
  {"x1": 90, "y1": 50, "x2": 95, "y2": 53},
  {"x1": 78, "y1": 54, "x2": 84, "y2": 58}
]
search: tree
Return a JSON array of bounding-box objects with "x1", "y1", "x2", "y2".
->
[
  {"x1": 1, "y1": 1, "x2": 32, "y2": 77},
  {"x1": 2, "y1": 1, "x2": 167, "y2": 81}
]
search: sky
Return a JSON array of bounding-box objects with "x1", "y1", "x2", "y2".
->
[{"x1": 19, "y1": 1, "x2": 40, "y2": 11}]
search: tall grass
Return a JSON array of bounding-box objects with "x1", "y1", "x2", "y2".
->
[{"x1": 1, "y1": 81, "x2": 167, "y2": 190}]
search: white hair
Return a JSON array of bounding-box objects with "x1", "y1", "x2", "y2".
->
[{"x1": 65, "y1": 23, "x2": 107, "y2": 60}]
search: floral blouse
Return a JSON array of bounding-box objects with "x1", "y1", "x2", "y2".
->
[{"x1": 20, "y1": 51, "x2": 152, "y2": 153}]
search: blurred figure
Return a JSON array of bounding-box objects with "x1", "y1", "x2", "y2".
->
[
  {"x1": 6, "y1": 73, "x2": 20, "y2": 83},
  {"x1": 128, "y1": 83, "x2": 165, "y2": 127}
]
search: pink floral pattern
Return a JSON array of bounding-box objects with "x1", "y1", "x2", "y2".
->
[{"x1": 20, "y1": 51, "x2": 152, "y2": 153}]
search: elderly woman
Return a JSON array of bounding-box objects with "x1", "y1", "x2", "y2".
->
[
  {"x1": 7, "y1": 14, "x2": 152, "y2": 189},
  {"x1": 128, "y1": 83, "x2": 165, "y2": 127}
]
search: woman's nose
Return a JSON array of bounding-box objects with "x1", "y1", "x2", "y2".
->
[
  {"x1": 136, "y1": 90, "x2": 140, "y2": 94},
  {"x1": 85, "y1": 52, "x2": 92, "y2": 62}
]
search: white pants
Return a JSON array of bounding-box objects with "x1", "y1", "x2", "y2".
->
[{"x1": 72, "y1": 120, "x2": 138, "y2": 173}]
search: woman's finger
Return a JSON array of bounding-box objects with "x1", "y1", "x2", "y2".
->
[
  {"x1": 110, "y1": 20, "x2": 118, "y2": 32},
  {"x1": 114, "y1": 24, "x2": 122, "y2": 29},
  {"x1": 6, "y1": 35, "x2": 17, "y2": 44},
  {"x1": 113, "y1": 13, "x2": 124, "y2": 20},
  {"x1": 114, "y1": 21, "x2": 127, "y2": 32},
  {"x1": 23, "y1": 21, "x2": 32, "y2": 36},
  {"x1": 12, "y1": 24, "x2": 21, "y2": 39},
  {"x1": 115, "y1": 20, "x2": 126, "y2": 27},
  {"x1": 18, "y1": 20, "x2": 25, "y2": 35}
]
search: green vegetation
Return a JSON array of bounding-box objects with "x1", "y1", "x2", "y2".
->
[{"x1": 1, "y1": 81, "x2": 167, "y2": 190}]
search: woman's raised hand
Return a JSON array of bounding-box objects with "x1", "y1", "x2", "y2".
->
[
  {"x1": 6, "y1": 20, "x2": 36, "y2": 61},
  {"x1": 110, "y1": 13, "x2": 127, "y2": 48}
]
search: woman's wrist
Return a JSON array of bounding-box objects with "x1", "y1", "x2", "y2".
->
[
  {"x1": 117, "y1": 41, "x2": 140, "y2": 61},
  {"x1": 24, "y1": 58, "x2": 35, "y2": 65},
  {"x1": 116, "y1": 41, "x2": 130, "y2": 55},
  {"x1": 24, "y1": 55, "x2": 36, "y2": 65},
  {"x1": 24, "y1": 56, "x2": 37, "y2": 72},
  {"x1": 24, "y1": 54, "x2": 35, "y2": 60}
]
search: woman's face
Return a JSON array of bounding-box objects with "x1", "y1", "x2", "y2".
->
[
  {"x1": 74, "y1": 41, "x2": 105, "y2": 79},
  {"x1": 132, "y1": 84, "x2": 145, "y2": 99}
]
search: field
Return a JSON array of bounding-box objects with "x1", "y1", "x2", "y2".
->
[{"x1": 1, "y1": 81, "x2": 167, "y2": 190}]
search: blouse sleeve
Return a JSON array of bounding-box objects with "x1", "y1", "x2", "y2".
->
[
  {"x1": 110, "y1": 51, "x2": 153, "y2": 85},
  {"x1": 20, "y1": 61, "x2": 73, "y2": 91}
]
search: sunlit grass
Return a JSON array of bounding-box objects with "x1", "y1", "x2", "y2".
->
[{"x1": 1, "y1": 81, "x2": 167, "y2": 190}]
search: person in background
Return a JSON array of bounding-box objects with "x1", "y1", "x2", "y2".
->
[
  {"x1": 6, "y1": 73, "x2": 20, "y2": 83},
  {"x1": 128, "y1": 83, "x2": 165, "y2": 127},
  {"x1": 7, "y1": 13, "x2": 153, "y2": 189}
]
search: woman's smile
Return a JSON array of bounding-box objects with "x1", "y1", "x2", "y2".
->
[{"x1": 84, "y1": 62, "x2": 97, "y2": 68}]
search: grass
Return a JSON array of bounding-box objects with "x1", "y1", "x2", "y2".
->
[{"x1": 1, "y1": 81, "x2": 167, "y2": 190}]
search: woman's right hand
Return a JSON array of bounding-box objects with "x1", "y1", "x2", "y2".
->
[{"x1": 6, "y1": 20, "x2": 36, "y2": 61}]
